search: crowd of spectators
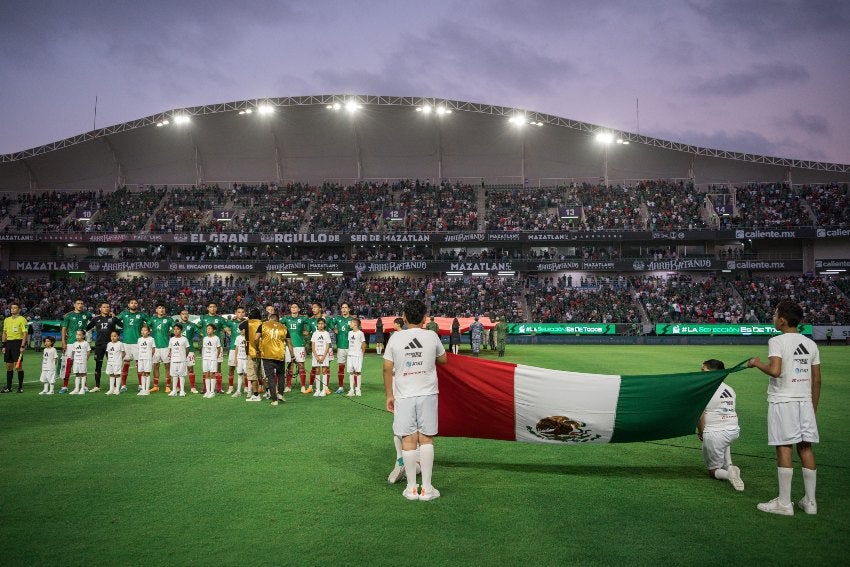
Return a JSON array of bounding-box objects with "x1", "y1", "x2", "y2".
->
[
  {"x1": 486, "y1": 187, "x2": 570, "y2": 231},
  {"x1": 636, "y1": 180, "x2": 708, "y2": 230},
  {"x1": 802, "y1": 184, "x2": 850, "y2": 227},
  {"x1": 731, "y1": 183, "x2": 811, "y2": 228},
  {"x1": 310, "y1": 182, "x2": 391, "y2": 232},
  {"x1": 238, "y1": 183, "x2": 311, "y2": 232},
  {"x1": 574, "y1": 184, "x2": 643, "y2": 230},
  {"x1": 634, "y1": 275, "x2": 745, "y2": 323},
  {"x1": 735, "y1": 275, "x2": 850, "y2": 325},
  {"x1": 78, "y1": 187, "x2": 168, "y2": 232},
  {"x1": 9, "y1": 191, "x2": 95, "y2": 231},
  {"x1": 426, "y1": 276, "x2": 523, "y2": 321},
  {"x1": 525, "y1": 275, "x2": 639, "y2": 323}
]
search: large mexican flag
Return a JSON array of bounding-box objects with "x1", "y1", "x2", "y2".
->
[{"x1": 436, "y1": 354, "x2": 745, "y2": 444}]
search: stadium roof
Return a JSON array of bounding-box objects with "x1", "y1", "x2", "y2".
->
[{"x1": 1, "y1": 94, "x2": 849, "y2": 191}]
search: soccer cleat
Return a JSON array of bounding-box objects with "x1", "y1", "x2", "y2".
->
[
  {"x1": 119, "y1": 386, "x2": 127, "y2": 393},
  {"x1": 89, "y1": 386, "x2": 100, "y2": 393},
  {"x1": 347, "y1": 389, "x2": 355, "y2": 397},
  {"x1": 355, "y1": 388, "x2": 362, "y2": 397},
  {"x1": 168, "y1": 391, "x2": 178, "y2": 397},
  {"x1": 727, "y1": 465, "x2": 745, "y2": 491},
  {"x1": 39, "y1": 390, "x2": 47, "y2": 395},
  {"x1": 336, "y1": 387, "x2": 345, "y2": 394},
  {"x1": 304, "y1": 386, "x2": 313, "y2": 394},
  {"x1": 757, "y1": 498, "x2": 794, "y2": 516},
  {"x1": 17, "y1": 388, "x2": 23, "y2": 393},
  {"x1": 226, "y1": 387, "x2": 234, "y2": 394},
  {"x1": 313, "y1": 389, "x2": 321, "y2": 397},
  {"x1": 324, "y1": 387, "x2": 331, "y2": 395},
  {"x1": 139, "y1": 391, "x2": 150, "y2": 396},
  {"x1": 137, "y1": 390, "x2": 144, "y2": 396},
  {"x1": 83, "y1": 386, "x2": 89, "y2": 393},
  {"x1": 59, "y1": 387, "x2": 68, "y2": 394},
  {"x1": 104, "y1": 391, "x2": 112, "y2": 396},
  {"x1": 271, "y1": 400, "x2": 279, "y2": 407},
  {"x1": 388, "y1": 461, "x2": 406, "y2": 484},
  {"x1": 419, "y1": 486, "x2": 441, "y2": 501},
  {"x1": 1, "y1": 387, "x2": 12, "y2": 393},
  {"x1": 70, "y1": 389, "x2": 80, "y2": 395},
  {"x1": 149, "y1": 385, "x2": 159, "y2": 393},
  {"x1": 190, "y1": 388, "x2": 199, "y2": 394},
  {"x1": 179, "y1": 392, "x2": 186, "y2": 397},
  {"x1": 283, "y1": 386, "x2": 291, "y2": 393},
  {"x1": 797, "y1": 497, "x2": 817, "y2": 515},
  {"x1": 300, "y1": 386, "x2": 306, "y2": 394},
  {"x1": 247, "y1": 395, "x2": 261, "y2": 402},
  {"x1": 402, "y1": 486, "x2": 420, "y2": 501},
  {"x1": 165, "y1": 386, "x2": 171, "y2": 394},
  {"x1": 232, "y1": 392, "x2": 241, "y2": 398}
]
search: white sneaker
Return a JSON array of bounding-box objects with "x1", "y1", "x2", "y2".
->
[
  {"x1": 300, "y1": 386, "x2": 306, "y2": 393},
  {"x1": 347, "y1": 389, "x2": 355, "y2": 397},
  {"x1": 168, "y1": 391, "x2": 177, "y2": 397},
  {"x1": 757, "y1": 497, "x2": 793, "y2": 516},
  {"x1": 402, "y1": 486, "x2": 419, "y2": 501},
  {"x1": 335, "y1": 387, "x2": 345, "y2": 394},
  {"x1": 419, "y1": 486, "x2": 441, "y2": 501},
  {"x1": 283, "y1": 386, "x2": 291, "y2": 393},
  {"x1": 226, "y1": 387, "x2": 234, "y2": 394},
  {"x1": 727, "y1": 465, "x2": 745, "y2": 491},
  {"x1": 313, "y1": 389, "x2": 321, "y2": 397},
  {"x1": 179, "y1": 392, "x2": 186, "y2": 397},
  {"x1": 70, "y1": 389, "x2": 80, "y2": 395},
  {"x1": 798, "y1": 497, "x2": 817, "y2": 515},
  {"x1": 104, "y1": 391, "x2": 113, "y2": 396},
  {"x1": 247, "y1": 395, "x2": 261, "y2": 402},
  {"x1": 89, "y1": 386, "x2": 100, "y2": 393},
  {"x1": 232, "y1": 392, "x2": 241, "y2": 398},
  {"x1": 190, "y1": 388, "x2": 199, "y2": 394},
  {"x1": 388, "y1": 462, "x2": 406, "y2": 484},
  {"x1": 355, "y1": 388, "x2": 361, "y2": 396}
]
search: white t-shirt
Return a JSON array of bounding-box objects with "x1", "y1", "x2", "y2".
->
[
  {"x1": 767, "y1": 332, "x2": 820, "y2": 402},
  {"x1": 42, "y1": 347, "x2": 58, "y2": 370},
  {"x1": 311, "y1": 330, "x2": 331, "y2": 357},
  {"x1": 202, "y1": 335, "x2": 221, "y2": 361},
  {"x1": 235, "y1": 335, "x2": 247, "y2": 361},
  {"x1": 71, "y1": 340, "x2": 90, "y2": 363},
  {"x1": 137, "y1": 336, "x2": 155, "y2": 362},
  {"x1": 168, "y1": 336, "x2": 190, "y2": 362},
  {"x1": 347, "y1": 330, "x2": 365, "y2": 357},
  {"x1": 383, "y1": 327, "x2": 446, "y2": 399},
  {"x1": 703, "y1": 383, "x2": 738, "y2": 432},
  {"x1": 106, "y1": 341, "x2": 126, "y2": 365}
]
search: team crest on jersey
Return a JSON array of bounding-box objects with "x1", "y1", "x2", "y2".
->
[{"x1": 526, "y1": 416, "x2": 602, "y2": 443}]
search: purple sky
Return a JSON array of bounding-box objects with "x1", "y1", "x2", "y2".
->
[{"x1": 1, "y1": 0, "x2": 848, "y2": 163}]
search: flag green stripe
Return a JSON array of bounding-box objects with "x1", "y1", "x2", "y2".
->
[{"x1": 610, "y1": 368, "x2": 732, "y2": 443}]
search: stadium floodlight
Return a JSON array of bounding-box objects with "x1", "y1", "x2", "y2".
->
[
  {"x1": 596, "y1": 132, "x2": 614, "y2": 144},
  {"x1": 68, "y1": 271, "x2": 86, "y2": 275},
  {"x1": 508, "y1": 114, "x2": 526, "y2": 126},
  {"x1": 422, "y1": 105, "x2": 432, "y2": 114},
  {"x1": 326, "y1": 103, "x2": 342, "y2": 110},
  {"x1": 446, "y1": 271, "x2": 463, "y2": 276},
  {"x1": 303, "y1": 272, "x2": 323, "y2": 277},
  {"x1": 257, "y1": 104, "x2": 275, "y2": 115},
  {"x1": 238, "y1": 108, "x2": 254, "y2": 115},
  {"x1": 173, "y1": 115, "x2": 190, "y2": 125},
  {"x1": 345, "y1": 100, "x2": 362, "y2": 112}
]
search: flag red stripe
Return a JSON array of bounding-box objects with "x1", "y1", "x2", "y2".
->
[{"x1": 437, "y1": 353, "x2": 516, "y2": 440}]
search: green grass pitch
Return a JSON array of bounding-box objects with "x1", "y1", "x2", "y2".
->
[{"x1": 1, "y1": 343, "x2": 848, "y2": 566}]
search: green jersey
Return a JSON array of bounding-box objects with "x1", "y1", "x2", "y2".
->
[
  {"x1": 330, "y1": 316, "x2": 352, "y2": 348},
  {"x1": 198, "y1": 314, "x2": 228, "y2": 343},
  {"x1": 149, "y1": 316, "x2": 174, "y2": 348},
  {"x1": 61, "y1": 311, "x2": 92, "y2": 344},
  {"x1": 226, "y1": 318, "x2": 244, "y2": 350},
  {"x1": 281, "y1": 315, "x2": 309, "y2": 347},
  {"x1": 178, "y1": 319, "x2": 200, "y2": 351},
  {"x1": 117, "y1": 310, "x2": 149, "y2": 344}
]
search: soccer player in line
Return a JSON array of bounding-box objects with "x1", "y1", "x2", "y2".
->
[
  {"x1": 201, "y1": 324, "x2": 222, "y2": 399},
  {"x1": 240, "y1": 308, "x2": 264, "y2": 402},
  {"x1": 748, "y1": 300, "x2": 821, "y2": 516},
  {"x1": 255, "y1": 311, "x2": 293, "y2": 407},
  {"x1": 38, "y1": 337, "x2": 58, "y2": 395},
  {"x1": 225, "y1": 307, "x2": 247, "y2": 394},
  {"x1": 59, "y1": 299, "x2": 92, "y2": 393},
  {"x1": 86, "y1": 302, "x2": 123, "y2": 393},
  {"x1": 2, "y1": 301, "x2": 28, "y2": 393},
  {"x1": 384, "y1": 299, "x2": 448, "y2": 501},
  {"x1": 346, "y1": 318, "x2": 366, "y2": 397},
  {"x1": 136, "y1": 325, "x2": 156, "y2": 396},
  {"x1": 281, "y1": 303, "x2": 308, "y2": 393},
  {"x1": 177, "y1": 310, "x2": 201, "y2": 393},
  {"x1": 117, "y1": 299, "x2": 148, "y2": 392},
  {"x1": 306, "y1": 302, "x2": 324, "y2": 391},
  {"x1": 697, "y1": 359, "x2": 744, "y2": 491},
  {"x1": 331, "y1": 302, "x2": 354, "y2": 394},
  {"x1": 149, "y1": 304, "x2": 174, "y2": 393},
  {"x1": 69, "y1": 330, "x2": 91, "y2": 395},
  {"x1": 104, "y1": 331, "x2": 126, "y2": 395},
  {"x1": 198, "y1": 303, "x2": 228, "y2": 393},
  {"x1": 311, "y1": 318, "x2": 332, "y2": 397},
  {"x1": 231, "y1": 327, "x2": 248, "y2": 398},
  {"x1": 167, "y1": 324, "x2": 190, "y2": 397}
]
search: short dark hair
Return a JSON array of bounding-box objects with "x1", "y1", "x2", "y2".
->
[
  {"x1": 403, "y1": 300, "x2": 427, "y2": 325},
  {"x1": 207, "y1": 324, "x2": 217, "y2": 331},
  {"x1": 317, "y1": 317, "x2": 326, "y2": 325},
  {"x1": 776, "y1": 300, "x2": 803, "y2": 327},
  {"x1": 173, "y1": 323, "x2": 183, "y2": 330},
  {"x1": 351, "y1": 317, "x2": 360, "y2": 327},
  {"x1": 394, "y1": 317, "x2": 405, "y2": 327},
  {"x1": 44, "y1": 336, "x2": 55, "y2": 344},
  {"x1": 156, "y1": 303, "x2": 166, "y2": 309},
  {"x1": 702, "y1": 359, "x2": 725, "y2": 371}
]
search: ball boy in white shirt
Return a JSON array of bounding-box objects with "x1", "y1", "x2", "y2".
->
[
  {"x1": 346, "y1": 318, "x2": 366, "y2": 397},
  {"x1": 136, "y1": 326, "x2": 156, "y2": 396},
  {"x1": 69, "y1": 330, "x2": 91, "y2": 395},
  {"x1": 105, "y1": 331, "x2": 126, "y2": 395},
  {"x1": 202, "y1": 325, "x2": 222, "y2": 399},
  {"x1": 232, "y1": 328, "x2": 248, "y2": 398},
  {"x1": 39, "y1": 337, "x2": 58, "y2": 395},
  {"x1": 168, "y1": 324, "x2": 190, "y2": 397},
  {"x1": 311, "y1": 319, "x2": 332, "y2": 397},
  {"x1": 697, "y1": 359, "x2": 744, "y2": 491}
]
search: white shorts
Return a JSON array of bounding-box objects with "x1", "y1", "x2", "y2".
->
[
  {"x1": 236, "y1": 359, "x2": 247, "y2": 374},
  {"x1": 767, "y1": 401, "x2": 819, "y2": 445},
  {"x1": 170, "y1": 361, "x2": 188, "y2": 378},
  {"x1": 286, "y1": 346, "x2": 306, "y2": 364},
  {"x1": 137, "y1": 359, "x2": 152, "y2": 373},
  {"x1": 312, "y1": 355, "x2": 330, "y2": 368},
  {"x1": 106, "y1": 361, "x2": 123, "y2": 375},
  {"x1": 346, "y1": 356, "x2": 363, "y2": 373},
  {"x1": 152, "y1": 347, "x2": 170, "y2": 364},
  {"x1": 702, "y1": 427, "x2": 739, "y2": 470},
  {"x1": 40, "y1": 369, "x2": 56, "y2": 384},
  {"x1": 203, "y1": 359, "x2": 218, "y2": 373},
  {"x1": 72, "y1": 361, "x2": 88, "y2": 375},
  {"x1": 123, "y1": 343, "x2": 138, "y2": 360},
  {"x1": 393, "y1": 394, "x2": 438, "y2": 437},
  {"x1": 336, "y1": 348, "x2": 348, "y2": 365},
  {"x1": 228, "y1": 350, "x2": 237, "y2": 367}
]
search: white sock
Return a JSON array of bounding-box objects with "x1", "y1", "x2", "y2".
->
[
  {"x1": 778, "y1": 467, "x2": 793, "y2": 505},
  {"x1": 179, "y1": 377, "x2": 185, "y2": 394},
  {"x1": 419, "y1": 444, "x2": 435, "y2": 490},
  {"x1": 713, "y1": 468, "x2": 729, "y2": 480},
  {"x1": 394, "y1": 436, "x2": 403, "y2": 461},
  {"x1": 75, "y1": 377, "x2": 81, "y2": 391},
  {"x1": 802, "y1": 467, "x2": 817, "y2": 502},
  {"x1": 402, "y1": 450, "x2": 418, "y2": 490},
  {"x1": 49, "y1": 382, "x2": 54, "y2": 393}
]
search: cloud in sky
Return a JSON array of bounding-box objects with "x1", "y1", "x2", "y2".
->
[{"x1": 690, "y1": 62, "x2": 810, "y2": 97}]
